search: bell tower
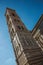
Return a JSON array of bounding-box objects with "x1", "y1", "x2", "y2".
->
[{"x1": 5, "y1": 8, "x2": 43, "y2": 65}]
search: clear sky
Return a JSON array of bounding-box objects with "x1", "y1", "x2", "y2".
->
[{"x1": 0, "y1": 0, "x2": 43, "y2": 65}]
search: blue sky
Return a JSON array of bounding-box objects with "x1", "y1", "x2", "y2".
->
[{"x1": 0, "y1": 0, "x2": 43, "y2": 65}]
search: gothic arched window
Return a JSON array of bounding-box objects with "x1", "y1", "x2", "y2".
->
[{"x1": 12, "y1": 13, "x2": 16, "y2": 17}]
